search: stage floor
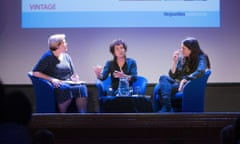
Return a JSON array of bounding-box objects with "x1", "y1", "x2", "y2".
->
[{"x1": 30, "y1": 112, "x2": 240, "y2": 128}]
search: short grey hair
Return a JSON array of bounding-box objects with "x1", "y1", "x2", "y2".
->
[{"x1": 48, "y1": 34, "x2": 66, "y2": 51}]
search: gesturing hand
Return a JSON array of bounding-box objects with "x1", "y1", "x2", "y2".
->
[{"x1": 93, "y1": 65, "x2": 103, "y2": 77}]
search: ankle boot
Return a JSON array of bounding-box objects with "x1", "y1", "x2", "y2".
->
[{"x1": 159, "y1": 95, "x2": 172, "y2": 112}]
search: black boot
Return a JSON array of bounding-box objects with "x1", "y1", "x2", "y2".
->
[{"x1": 159, "y1": 95, "x2": 172, "y2": 112}]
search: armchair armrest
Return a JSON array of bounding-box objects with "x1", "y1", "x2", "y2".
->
[
  {"x1": 178, "y1": 70, "x2": 211, "y2": 112},
  {"x1": 28, "y1": 72, "x2": 56, "y2": 113}
]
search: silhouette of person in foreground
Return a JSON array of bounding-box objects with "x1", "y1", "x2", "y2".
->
[
  {"x1": 0, "y1": 84, "x2": 33, "y2": 144},
  {"x1": 221, "y1": 117, "x2": 240, "y2": 144},
  {"x1": 32, "y1": 129, "x2": 55, "y2": 144}
]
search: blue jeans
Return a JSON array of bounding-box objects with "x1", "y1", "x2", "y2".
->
[{"x1": 158, "y1": 75, "x2": 179, "y2": 100}]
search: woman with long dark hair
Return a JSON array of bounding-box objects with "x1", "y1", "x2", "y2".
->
[{"x1": 157, "y1": 37, "x2": 210, "y2": 112}]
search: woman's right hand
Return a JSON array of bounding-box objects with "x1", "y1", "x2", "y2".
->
[
  {"x1": 93, "y1": 65, "x2": 103, "y2": 77},
  {"x1": 171, "y1": 50, "x2": 180, "y2": 74},
  {"x1": 173, "y1": 50, "x2": 180, "y2": 64}
]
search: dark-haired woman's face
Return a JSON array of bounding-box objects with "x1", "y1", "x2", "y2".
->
[
  {"x1": 114, "y1": 44, "x2": 126, "y2": 58},
  {"x1": 181, "y1": 44, "x2": 191, "y2": 57}
]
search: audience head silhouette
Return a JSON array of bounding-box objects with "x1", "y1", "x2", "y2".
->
[
  {"x1": 3, "y1": 90, "x2": 32, "y2": 126},
  {"x1": 32, "y1": 129, "x2": 55, "y2": 144}
]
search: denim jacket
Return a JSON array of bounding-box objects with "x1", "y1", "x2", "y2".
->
[
  {"x1": 100, "y1": 57, "x2": 137, "y2": 90},
  {"x1": 169, "y1": 54, "x2": 207, "y2": 81}
]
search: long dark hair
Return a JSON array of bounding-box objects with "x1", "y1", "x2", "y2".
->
[{"x1": 182, "y1": 37, "x2": 210, "y2": 73}]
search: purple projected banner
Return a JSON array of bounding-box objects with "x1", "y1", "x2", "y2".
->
[{"x1": 21, "y1": 0, "x2": 220, "y2": 28}]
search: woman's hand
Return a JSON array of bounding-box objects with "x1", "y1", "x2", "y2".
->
[
  {"x1": 173, "y1": 50, "x2": 180, "y2": 64},
  {"x1": 113, "y1": 70, "x2": 130, "y2": 80},
  {"x1": 113, "y1": 70, "x2": 123, "y2": 78},
  {"x1": 50, "y1": 78, "x2": 62, "y2": 88},
  {"x1": 171, "y1": 50, "x2": 180, "y2": 74},
  {"x1": 113, "y1": 70, "x2": 126, "y2": 78},
  {"x1": 93, "y1": 65, "x2": 103, "y2": 78},
  {"x1": 178, "y1": 79, "x2": 187, "y2": 92},
  {"x1": 71, "y1": 73, "x2": 79, "y2": 82}
]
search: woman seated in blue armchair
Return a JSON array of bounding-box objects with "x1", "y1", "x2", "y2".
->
[
  {"x1": 157, "y1": 37, "x2": 211, "y2": 112},
  {"x1": 93, "y1": 39, "x2": 138, "y2": 96},
  {"x1": 32, "y1": 34, "x2": 88, "y2": 113}
]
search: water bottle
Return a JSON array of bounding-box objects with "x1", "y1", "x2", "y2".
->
[{"x1": 118, "y1": 77, "x2": 130, "y2": 96}]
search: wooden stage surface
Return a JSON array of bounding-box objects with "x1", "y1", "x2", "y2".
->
[
  {"x1": 30, "y1": 112, "x2": 240, "y2": 128},
  {"x1": 29, "y1": 112, "x2": 240, "y2": 144}
]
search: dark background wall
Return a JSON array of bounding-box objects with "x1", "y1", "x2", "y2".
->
[{"x1": 3, "y1": 84, "x2": 240, "y2": 112}]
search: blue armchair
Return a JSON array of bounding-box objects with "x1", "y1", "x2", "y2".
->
[
  {"x1": 28, "y1": 71, "x2": 56, "y2": 113},
  {"x1": 152, "y1": 70, "x2": 211, "y2": 112},
  {"x1": 96, "y1": 76, "x2": 151, "y2": 112},
  {"x1": 28, "y1": 72, "x2": 78, "y2": 113}
]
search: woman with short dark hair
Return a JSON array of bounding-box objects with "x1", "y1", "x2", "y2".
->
[{"x1": 93, "y1": 39, "x2": 138, "y2": 95}]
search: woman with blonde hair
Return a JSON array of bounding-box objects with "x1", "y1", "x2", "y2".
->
[{"x1": 32, "y1": 34, "x2": 88, "y2": 113}]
